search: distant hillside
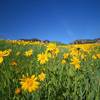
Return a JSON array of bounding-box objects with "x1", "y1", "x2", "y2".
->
[
  {"x1": 72, "y1": 38, "x2": 100, "y2": 44},
  {"x1": 20, "y1": 38, "x2": 66, "y2": 45},
  {"x1": 19, "y1": 38, "x2": 100, "y2": 44},
  {"x1": 20, "y1": 38, "x2": 50, "y2": 43}
]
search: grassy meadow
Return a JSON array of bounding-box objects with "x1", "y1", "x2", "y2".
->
[{"x1": 0, "y1": 40, "x2": 100, "y2": 100}]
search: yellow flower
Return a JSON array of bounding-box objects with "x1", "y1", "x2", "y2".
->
[
  {"x1": 92, "y1": 55, "x2": 97, "y2": 60},
  {"x1": 0, "y1": 51, "x2": 4, "y2": 57},
  {"x1": 46, "y1": 43, "x2": 59, "y2": 57},
  {"x1": 20, "y1": 75, "x2": 40, "y2": 93},
  {"x1": 47, "y1": 43, "x2": 57, "y2": 51},
  {"x1": 0, "y1": 57, "x2": 3, "y2": 64},
  {"x1": 63, "y1": 53, "x2": 69, "y2": 59},
  {"x1": 74, "y1": 64, "x2": 80, "y2": 69},
  {"x1": 3, "y1": 49, "x2": 12, "y2": 56},
  {"x1": 0, "y1": 51, "x2": 6, "y2": 57},
  {"x1": 70, "y1": 48, "x2": 79, "y2": 56},
  {"x1": 51, "y1": 47, "x2": 59, "y2": 56},
  {"x1": 15, "y1": 88, "x2": 21, "y2": 94},
  {"x1": 0, "y1": 50, "x2": 11, "y2": 64},
  {"x1": 80, "y1": 45, "x2": 92, "y2": 53},
  {"x1": 11, "y1": 61, "x2": 17, "y2": 66},
  {"x1": 37, "y1": 53, "x2": 48, "y2": 64},
  {"x1": 71, "y1": 57, "x2": 80, "y2": 65},
  {"x1": 24, "y1": 49, "x2": 33, "y2": 57},
  {"x1": 0, "y1": 49, "x2": 11, "y2": 57},
  {"x1": 92, "y1": 53, "x2": 100, "y2": 60},
  {"x1": 38, "y1": 72, "x2": 46, "y2": 81},
  {"x1": 96, "y1": 54, "x2": 100, "y2": 59},
  {"x1": 61, "y1": 59, "x2": 66, "y2": 64},
  {"x1": 71, "y1": 57, "x2": 80, "y2": 69},
  {"x1": 45, "y1": 50, "x2": 52, "y2": 58}
]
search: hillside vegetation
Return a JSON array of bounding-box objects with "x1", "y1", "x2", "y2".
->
[{"x1": 0, "y1": 40, "x2": 100, "y2": 100}]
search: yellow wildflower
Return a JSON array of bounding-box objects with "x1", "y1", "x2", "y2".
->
[
  {"x1": 92, "y1": 55, "x2": 97, "y2": 60},
  {"x1": 96, "y1": 54, "x2": 100, "y2": 59},
  {"x1": 74, "y1": 64, "x2": 80, "y2": 69},
  {"x1": 0, "y1": 50, "x2": 11, "y2": 64},
  {"x1": 70, "y1": 48, "x2": 79, "y2": 56},
  {"x1": 51, "y1": 47, "x2": 59, "y2": 55},
  {"x1": 47, "y1": 43, "x2": 59, "y2": 57},
  {"x1": 45, "y1": 50, "x2": 52, "y2": 58},
  {"x1": 15, "y1": 88, "x2": 21, "y2": 94},
  {"x1": 0, "y1": 51, "x2": 6, "y2": 57},
  {"x1": 37, "y1": 53, "x2": 48, "y2": 64},
  {"x1": 71, "y1": 57, "x2": 80, "y2": 65},
  {"x1": 0, "y1": 49, "x2": 11, "y2": 56},
  {"x1": 38, "y1": 72, "x2": 46, "y2": 81},
  {"x1": 47, "y1": 43, "x2": 57, "y2": 51},
  {"x1": 11, "y1": 61, "x2": 17, "y2": 66},
  {"x1": 61, "y1": 59, "x2": 66, "y2": 64},
  {"x1": 92, "y1": 53, "x2": 100, "y2": 59},
  {"x1": 3, "y1": 49, "x2": 12, "y2": 56},
  {"x1": 20, "y1": 75, "x2": 40, "y2": 93},
  {"x1": 80, "y1": 45, "x2": 92, "y2": 53},
  {"x1": 71, "y1": 57, "x2": 80, "y2": 69},
  {"x1": 24, "y1": 49, "x2": 33, "y2": 57},
  {"x1": 63, "y1": 53, "x2": 69, "y2": 59},
  {"x1": 0, "y1": 57, "x2": 3, "y2": 64}
]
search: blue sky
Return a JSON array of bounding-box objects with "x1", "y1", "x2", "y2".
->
[{"x1": 0, "y1": 0, "x2": 100, "y2": 43}]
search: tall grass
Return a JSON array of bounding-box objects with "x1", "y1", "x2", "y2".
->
[{"x1": 0, "y1": 40, "x2": 100, "y2": 100}]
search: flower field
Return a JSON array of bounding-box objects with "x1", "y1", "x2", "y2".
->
[{"x1": 0, "y1": 40, "x2": 100, "y2": 100}]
